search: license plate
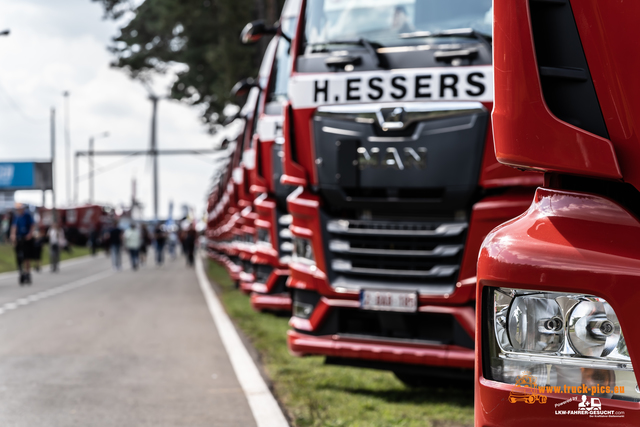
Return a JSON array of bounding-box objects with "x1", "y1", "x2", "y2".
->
[{"x1": 360, "y1": 290, "x2": 418, "y2": 312}]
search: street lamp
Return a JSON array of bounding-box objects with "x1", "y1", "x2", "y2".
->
[
  {"x1": 89, "y1": 131, "x2": 110, "y2": 203},
  {"x1": 0, "y1": 29, "x2": 9, "y2": 36},
  {"x1": 63, "y1": 91, "x2": 72, "y2": 205}
]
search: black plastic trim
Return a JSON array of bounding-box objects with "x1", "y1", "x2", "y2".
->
[{"x1": 529, "y1": 0, "x2": 609, "y2": 138}]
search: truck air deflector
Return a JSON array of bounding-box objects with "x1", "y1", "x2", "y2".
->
[
  {"x1": 530, "y1": 0, "x2": 609, "y2": 139},
  {"x1": 491, "y1": 0, "x2": 621, "y2": 179}
]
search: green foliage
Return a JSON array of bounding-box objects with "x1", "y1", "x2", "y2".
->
[
  {"x1": 93, "y1": 0, "x2": 282, "y2": 128},
  {"x1": 206, "y1": 261, "x2": 474, "y2": 427}
]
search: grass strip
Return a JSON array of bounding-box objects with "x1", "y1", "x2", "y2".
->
[
  {"x1": 207, "y1": 260, "x2": 473, "y2": 427},
  {"x1": 0, "y1": 243, "x2": 93, "y2": 274}
]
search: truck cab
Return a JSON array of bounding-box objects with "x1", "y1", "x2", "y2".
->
[
  {"x1": 476, "y1": 0, "x2": 640, "y2": 424},
  {"x1": 283, "y1": 0, "x2": 542, "y2": 383},
  {"x1": 239, "y1": 0, "x2": 301, "y2": 312},
  {"x1": 206, "y1": 93, "x2": 258, "y2": 284}
]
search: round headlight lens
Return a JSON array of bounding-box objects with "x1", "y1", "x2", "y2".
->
[
  {"x1": 568, "y1": 300, "x2": 620, "y2": 357},
  {"x1": 508, "y1": 295, "x2": 564, "y2": 352}
]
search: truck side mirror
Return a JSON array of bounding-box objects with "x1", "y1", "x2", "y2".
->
[
  {"x1": 240, "y1": 20, "x2": 277, "y2": 44},
  {"x1": 230, "y1": 78, "x2": 258, "y2": 98}
]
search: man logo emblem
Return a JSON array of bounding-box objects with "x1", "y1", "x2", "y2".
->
[
  {"x1": 356, "y1": 147, "x2": 427, "y2": 170},
  {"x1": 376, "y1": 107, "x2": 406, "y2": 131}
]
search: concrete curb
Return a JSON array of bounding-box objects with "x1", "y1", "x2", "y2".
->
[{"x1": 195, "y1": 256, "x2": 289, "y2": 427}]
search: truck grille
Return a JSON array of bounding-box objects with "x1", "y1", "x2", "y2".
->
[{"x1": 325, "y1": 218, "x2": 467, "y2": 293}]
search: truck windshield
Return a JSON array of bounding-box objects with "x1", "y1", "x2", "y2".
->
[{"x1": 305, "y1": 0, "x2": 492, "y2": 49}]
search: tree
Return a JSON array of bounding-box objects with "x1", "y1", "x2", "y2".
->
[{"x1": 93, "y1": 0, "x2": 282, "y2": 129}]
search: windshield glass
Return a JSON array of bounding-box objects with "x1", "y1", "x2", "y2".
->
[{"x1": 305, "y1": 0, "x2": 492, "y2": 48}]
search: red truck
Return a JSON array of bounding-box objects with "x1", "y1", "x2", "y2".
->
[
  {"x1": 39, "y1": 204, "x2": 110, "y2": 245},
  {"x1": 238, "y1": 1, "x2": 301, "y2": 312},
  {"x1": 476, "y1": 0, "x2": 640, "y2": 424},
  {"x1": 282, "y1": 0, "x2": 542, "y2": 384},
  {"x1": 207, "y1": 99, "x2": 259, "y2": 284}
]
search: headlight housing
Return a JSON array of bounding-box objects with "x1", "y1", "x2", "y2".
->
[
  {"x1": 256, "y1": 227, "x2": 271, "y2": 247},
  {"x1": 293, "y1": 300, "x2": 314, "y2": 318},
  {"x1": 292, "y1": 236, "x2": 315, "y2": 266},
  {"x1": 487, "y1": 287, "x2": 637, "y2": 401}
]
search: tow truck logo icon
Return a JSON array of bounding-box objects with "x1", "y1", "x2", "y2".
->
[
  {"x1": 508, "y1": 374, "x2": 548, "y2": 404},
  {"x1": 578, "y1": 395, "x2": 602, "y2": 412}
]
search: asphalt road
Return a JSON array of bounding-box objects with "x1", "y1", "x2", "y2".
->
[{"x1": 0, "y1": 251, "x2": 257, "y2": 427}]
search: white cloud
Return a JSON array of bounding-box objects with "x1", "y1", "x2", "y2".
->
[{"x1": 0, "y1": 0, "x2": 219, "y2": 220}]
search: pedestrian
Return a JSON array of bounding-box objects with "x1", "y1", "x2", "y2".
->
[
  {"x1": 168, "y1": 229, "x2": 178, "y2": 260},
  {"x1": 4, "y1": 211, "x2": 14, "y2": 242},
  {"x1": 179, "y1": 226, "x2": 187, "y2": 256},
  {"x1": 124, "y1": 222, "x2": 142, "y2": 271},
  {"x1": 154, "y1": 224, "x2": 166, "y2": 265},
  {"x1": 104, "y1": 221, "x2": 122, "y2": 270},
  {"x1": 184, "y1": 223, "x2": 197, "y2": 267},
  {"x1": 10, "y1": 203, "x2": 35, "y2": 285},
  {"x1": 139, "y1": 224, "x2": 150, "y2": 266},
  {"x1": 0, "y1": 213, "x2": 10, "y2": 244},
  {"x1": 89, "y1": 226, "x2": 99, "y2": 256},
  {"x1": 48, "y1": 222, "x2": 66, "y2": 272},
  {"x1": 31, "y1": 225, "x2": 44, "y2": 272},
  {"x1": 124, "y1": 223, "x2": 142, "y2": 270}
]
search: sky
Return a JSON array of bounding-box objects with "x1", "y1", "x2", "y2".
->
[{"x1": 0, "y1": 0, "x2": 222, "y2": 220}]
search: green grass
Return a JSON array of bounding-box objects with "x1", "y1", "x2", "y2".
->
[
  {"x1": 207, "y1": 260, "x2": 474, "y2": 427},
  {"x1": 0, "y1": 243, "x2": 92, "y2": 274}
]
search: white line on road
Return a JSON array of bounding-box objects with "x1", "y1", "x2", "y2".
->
[
  {"x1": 0, "y1": 269, "x2": 114, "y2": 316},
  {"x1": 195, "y1": 256, "x2": 289, "y2": 427}
]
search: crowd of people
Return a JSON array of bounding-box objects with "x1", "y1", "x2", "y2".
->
[
  {"x1": 3, "y1": 203, "x2": 200, "y2": 285},
  {"x1": 102, "y1": 220, "x2": 199, "y2": 272}
]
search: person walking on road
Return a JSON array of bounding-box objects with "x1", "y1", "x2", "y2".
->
[
  {"x1": 184, "y1": 223, "x2": 197, "y2": 267},
  {"x1": 139, "y1": 225, "x2": 150, "y2": 266},
  {"x1": 48, "y1": 223, "x2": 66, "y2": 272},
  {"x1": 10, "y1": 203, "x2": 35, "y2": 285},
  {"x1": 154, "y1": 224, "x2": 166, "y2": 266},
  {"x1": 89, "y1": 226, "x2": 100, "y2": 256},
  {"x1": 168, "y1": 229, "x2": 178, "y2": 260},
  {"x1": 124, "y1": 223, "x2": 142, "y2": 271},
  {"x1": 31, "y1": 225, "x2": 44, "y2": 273},
  {"x1": 105, "y1": 221, "x2": 122, "y2": 270}
]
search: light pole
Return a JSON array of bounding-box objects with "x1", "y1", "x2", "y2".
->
[
  {"x1": 149, "y1": 94, "x2": 159, "y2": 221},
  {"x1": 63, "y1": 91, "x2": 71, "y2": 205},
  {"x1": 89, "y1": 132, "x2": 109, "y2": 203}
]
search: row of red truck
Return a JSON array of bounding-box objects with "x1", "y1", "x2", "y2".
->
[{"x1": 207, "y1": 0, "x2": 640, "y2": 424}]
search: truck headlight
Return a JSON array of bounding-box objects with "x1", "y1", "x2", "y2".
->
[
  {"x1": 256, "y1": 227, "x2": 271, "y2": 247},
  {"x1": 292, "y1": 236, "x2": 315, "y2": 266},
  {"x1": 293, "y1": 301, "x2": 314, "y2": 319},
  {"x1": 487, "y1": 288, "x2": 637, "y2": 401}
]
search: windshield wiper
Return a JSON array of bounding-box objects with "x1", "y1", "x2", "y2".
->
[
  {"x1": 308, "y1": 38, "x2": 387, "y2": 69},
  {"x1": 400, "y1": 27, "x2": 492, "y2": 45}
]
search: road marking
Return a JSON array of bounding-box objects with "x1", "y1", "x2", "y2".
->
[
  {"x1": 0, "y1": 269, "x2": 113, "y2": 316},
  {"x1": 195, "y1": 256, "x2": 289, "y2": 427}
]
